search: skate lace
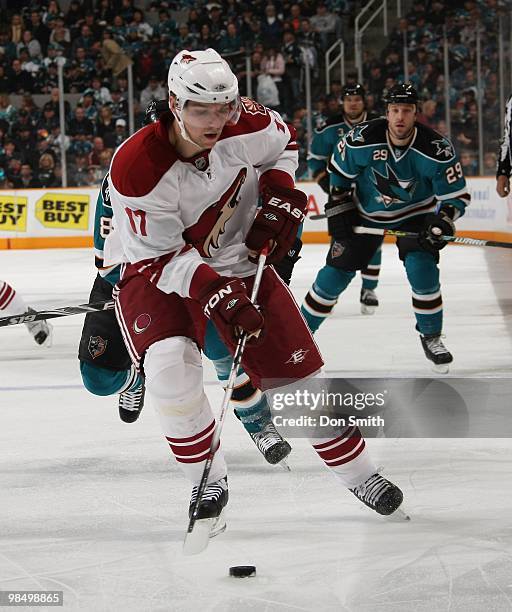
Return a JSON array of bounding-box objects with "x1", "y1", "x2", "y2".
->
[
  {"x1": 119, "y1": 386, "x2": 144, "y2": 411},
  {"x1": 190, "y1": 478, "x2": 227, "y2": 505},
  {"x1": 252, "y1": 424, "x2": 283, "y2": 453},
  {"x1": 351, "y1": 474, "x2": 390, "y2": 507},
  {"x1": 425, "y1": 335, "x2": 447, "y2": 356}
]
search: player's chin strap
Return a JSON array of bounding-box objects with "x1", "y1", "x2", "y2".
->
[
  {"x1": 183, "y1": 243, "x2": 270, "y2": 556},
  {"x1": 0, "y1": 300, "x2": 114, "y2": 328}
]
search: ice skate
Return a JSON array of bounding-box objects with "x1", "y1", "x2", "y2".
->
[
  {"x1": 118, "y1": 384, "x2": 145, "y2": 423},
  {"x1": 420, "y1": 333, "x2": 453, "y2": 374},
  {"x1": 25, "y1": 309, "x2": 53, "y2": 347},
  {"x1": 349, "y1": 472, "x2": 405, "y2": 517},
  {"x1": 250, "y1": 421, "x2": 292, "y2": 468},
  {"x1": 184, "y1": 476, "x2": 228, "y2": 555},
  {"x1": 360, "y1": 288, "x2": 379, "y2": 315}
]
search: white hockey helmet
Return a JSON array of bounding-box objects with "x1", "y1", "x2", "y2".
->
[{"x1": 168, "y1": 49, "x2": 240, "y2": 142}]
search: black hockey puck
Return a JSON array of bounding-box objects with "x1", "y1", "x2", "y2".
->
[{"x1": 229, "y1": 565, "x2": 256, "y2": 578}]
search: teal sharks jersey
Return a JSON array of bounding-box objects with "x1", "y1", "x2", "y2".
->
[
  {"x1": 308, "y1": 111, "x2": 379, "y2": 180},
  {"x1": 94, "y1": 173, "x2": 120, "y2": 286},
  {"x1": 328, "y1": 118, "x2": 470, "y2": 226}
]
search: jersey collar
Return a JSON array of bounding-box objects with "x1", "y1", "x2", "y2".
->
[{"x1": 386, "y1": 126, "x2": 417, "y2": 163}]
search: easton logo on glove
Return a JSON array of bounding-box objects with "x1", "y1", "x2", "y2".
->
[
  {"x1": 266, "y1": 196, "x2": 305, "y2": 222},
  {"x1": 263, "y1": 212, "x2": 279, "y2": 221}
]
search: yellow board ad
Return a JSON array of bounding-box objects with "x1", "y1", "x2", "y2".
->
[
  {"x1": 35, "y1": 193, "x2": 90, "y2": 230},
  {"x1": 0, "y1": 196, "x2": 28, "y2": 232}
]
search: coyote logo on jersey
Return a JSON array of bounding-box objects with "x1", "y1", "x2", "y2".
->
[
  {"x1": 184, "y1": 168, "x2": 247, "y2": 257},
  {"x1": 372, "y1": 163, "x2": 417, "y2": 206}
]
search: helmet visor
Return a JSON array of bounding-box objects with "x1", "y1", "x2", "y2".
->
[{"x1": 181, "y1": 97, "x2": 241, "y2": 129}]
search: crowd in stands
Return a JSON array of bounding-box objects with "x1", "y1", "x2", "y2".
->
[{"x1": 0, "y1": 0, "x2": 507, "y2": 188}]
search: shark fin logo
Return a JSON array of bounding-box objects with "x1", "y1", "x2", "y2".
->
[{"x1": 372, "y1": 163, "x2": 416, "y2": 207}]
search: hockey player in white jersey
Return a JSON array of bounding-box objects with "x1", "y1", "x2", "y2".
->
[
  {"x1": 0, "y1": 280, "x2": 52, "y2": 347},
  {"x1": 106, "y1": 49, "x2": 404, "y2": 539}
]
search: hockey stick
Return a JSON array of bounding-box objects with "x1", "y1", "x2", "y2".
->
[
  {"x1": 183, "y1": 245, "x2": 269, "y2": 556},
  {"x1": 352, "y1": 226, "x2": 512, "y2": 249},
  {"x1": 308, "y1": 214, "x2": 512, "y2": 249},
  {"x1": 0, "y1": 300, "x2": 114, "y2": 328}
]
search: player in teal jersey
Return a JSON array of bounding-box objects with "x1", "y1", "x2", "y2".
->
[
  {"x1": 78, "y1": 100, "x2": 299, "y2": 464},
  {"x1": 302, "y1": 84, "x2": 470, "y2": 372},
  {"x1": 308, "y1": 84, "x2": 382, "y2": 314}
]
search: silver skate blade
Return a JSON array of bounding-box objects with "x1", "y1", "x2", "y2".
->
[
  {"x1": 432, "y1": 363, "x2": 450, "y2": 374},
  {"x1": 360, "y1": 304, "x2": 376, "y2": 315},
  {"x1": 279, "y1": 459, "x2": 291, "y2": 472},
  {"x1": 183, "y1": 511, "x2": 226, "y2": 556},
  {"x1": 387, "y1": 507, "x2": 411, "y2": 522}
]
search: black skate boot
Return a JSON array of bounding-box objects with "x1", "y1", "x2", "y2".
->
[
  {"x1": 189, "y1": 476, "x2": 228, "y2": 533},
  {"x1": 250, "y1": 422, "x2": 292, "y2": 465},
  {"x1": 119, "y1": 384, "x2": 145, "y2": 423},
  {"x1": 25, "y1": 308, "x2": 53, "y2": 347},
  {"x1": 360, "y1": 288, "x2": 378, "y2": 315},
  {"x1": 184, "y1": 476, "x2": 229, "y2": 555},
  {"x1": 350, "y1": 473, "x2": 404, "y2": 516},
  {"x1": 420, "y1": 333, "x2": 453, "y2": 373}
]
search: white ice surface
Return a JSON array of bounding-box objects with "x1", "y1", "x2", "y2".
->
[{"x1": 1, "y1": 244, "x2": 512, "y2": 612}]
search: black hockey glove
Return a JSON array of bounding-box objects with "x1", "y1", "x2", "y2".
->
[
  {"x1": 273, "y1": 237, "x2": 302, "y2": 285},
  {"x1": 325, "y1": 187, "x2": 359, "y2": 241},
  {"x1": 418, "y1": 206, "x2": 456, "y2": 253}
]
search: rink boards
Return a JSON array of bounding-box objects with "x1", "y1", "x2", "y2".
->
[{"x1": 0, "y1": 178, "x2": 510, "y2": 248}]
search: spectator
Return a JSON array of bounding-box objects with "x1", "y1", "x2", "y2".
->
[
  {"x1": 37, "y1": 152, "x2": 59, "y2": 187},
  {"x1": 112, "y1": 118, "x2": 128, "y2": 148},
  {"x1": 261, "y1": 5, "x2": 283, "y2": 47},
  {"x1": 261, "y1": 46, "x2": 286, "y2": 112},
  {"x1": 27, "y1": 10, "x2": 50, "y2": 54},
  {"x1": 8, "y1": 59, "x2": 34, "y2": 94},
  {"x1": 310, "y1": 4, "x2": 341, "y2": 52},
  {"x1": 37, "y1": 104, "x2": 59, "y2": 134},
  {"x1": 417, "y1": 99, "x2": 438, "y2": 129},
  {"x1": 90, "y1": 76, "x2": 112, "y2": 106},
  {"x1": 81, "y1": 91, "x2": 99, "y2": 122},
  {"x1": 175, "y1": 23, "x2": 197, "y2": 50},
  {"x1": 68, "y1": 106, "x2": 95, "y2": 142},
  {"x1": 218, "y1": 23, "x2": 244, "y2": 55},
  {"x1": 139, "y1": 75, "x2": 166, "y2": 109},
  {"x1": 460, "y1": 149, "x2": 478, "y2": 176},
  {"x1": 0, "y1": 94, "x2": 17, "y2": 125},
  {"x1": 69, "y1": 153, "x2": 90, "y2": 186},
  {"x1": 0, "y1": 66, "x2": 10, "y2": 93},
  {"x1": 96, "y1": 105, "x2": 116, "y2": 142},
  {"x1": 16, "y1": 163, "x2": 41, "y2": 188},
  {"x1": 109, "y1": 88, "x2": 129, "y2": 122},
  {"x1": 18, "y1": 30, "x2": 42, "y2": 60},
  {"x1": 197, "y1": 24, "x2": 218, "y2": 51},
  {"x1": 10, "y1": 13, "x2": 24, "y2": 45},
  {"x1": 483, "y1": 151, "x2": 497, "y2": 177},
  {"x1": 88, "y1": 136, "x2": 105, "y2": 167},
  {"x1": 282, "y1": 30, "x2": 302, "y2": 112}
]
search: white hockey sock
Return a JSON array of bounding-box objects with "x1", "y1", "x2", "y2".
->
[
  {"x1": 150, "y1": 390, "x2": 227, "y2": 486},
  {"x1": 0, "y1": 281, "x2": 27, "y2": 315},
  {"x1": 311, "y1": 425, "x2": 376, "y2": 488}
]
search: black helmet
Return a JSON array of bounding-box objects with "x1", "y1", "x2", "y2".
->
[
  {"x1": 385, "y1": 82, "x2": 419, "y2": 106},
  {"x1": 342, "y1": 83, "x2": 365, "y2": 99}
]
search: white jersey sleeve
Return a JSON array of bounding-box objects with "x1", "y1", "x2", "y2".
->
[{"x1": 106, "y1": 125, "x2": 206, "y2": 298}]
